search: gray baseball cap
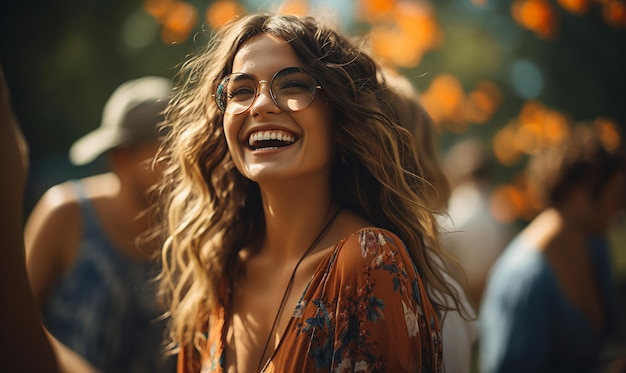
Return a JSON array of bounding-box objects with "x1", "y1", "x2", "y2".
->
[{"x1": 69, "y1": 76, "x2": 172, "y2": 165}]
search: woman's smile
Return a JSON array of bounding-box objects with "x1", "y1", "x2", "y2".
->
[{"x1": 247, "y1": 129, "x2": 298, "y2": 151}]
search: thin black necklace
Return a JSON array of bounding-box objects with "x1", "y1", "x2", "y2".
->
[{"x1": 255, "y1": 207, "x2": 341, "y2": 373}]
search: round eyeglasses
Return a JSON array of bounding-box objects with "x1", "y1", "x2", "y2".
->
[{"x1": 214, "y1": 67, "x2": 321, "y2": 115}]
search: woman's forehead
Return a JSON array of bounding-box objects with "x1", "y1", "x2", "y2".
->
[{"x1": 232, "y1": 34, "x2": 303, "y2": 75}]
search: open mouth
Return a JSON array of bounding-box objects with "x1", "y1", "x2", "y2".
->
[{"x1": 248, "y1": 130, "x2": 297, "y2": 150}]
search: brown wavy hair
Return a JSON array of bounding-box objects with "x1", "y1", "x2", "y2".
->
[{"x1": 154, "y1": 13, "x2": 468, "y2": 356}]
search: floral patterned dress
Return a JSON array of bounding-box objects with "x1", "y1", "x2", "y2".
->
[{"x1": 179, "y1": 228, "x2": 443, "y2": 373}]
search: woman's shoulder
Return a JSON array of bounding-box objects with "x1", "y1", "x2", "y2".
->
[
  {"x1": 490, "y1": 235, "x2": 551, "y2": 283},
  {"x1": 331, "y1": 227, "x2": 411, "y2": 269},
  {"x1": 338, "y1": 227, "x2": 405, "y2": 248},
  {"x1": 32, "y1": 173, "x2": 117, "y2": 214},
  {"x1": 483, "y1": 235, "x2": 557, "y2": 308}
]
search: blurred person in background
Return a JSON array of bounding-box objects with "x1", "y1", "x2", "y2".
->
[
  {"x1": 382, "y1": 68, "x2": 478, "y2": 373},
  {"x1": 438, "y1": 137, "x2": 516, "y2": 308},
  {"x1": 0, "y1": 64, "x2": 60, "y2": 373},
  {"x1": 479, "y1": 124, "x2": 626, "y2": 373},
  {"x1": 24, "y1": 76, "x2": 176, "y2": 373}
]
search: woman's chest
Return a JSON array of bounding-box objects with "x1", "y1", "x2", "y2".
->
[{"x1": 222, "y1": 249, "x2": 333, "y2": 372}]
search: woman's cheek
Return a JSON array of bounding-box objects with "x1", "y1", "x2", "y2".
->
[{"x1": 223, "y1": 116, "x2": 247, "y2": 172}]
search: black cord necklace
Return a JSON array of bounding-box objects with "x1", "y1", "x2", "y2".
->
[{"x1": 255, "y1": 207, "x2": 341, "y2": 373}]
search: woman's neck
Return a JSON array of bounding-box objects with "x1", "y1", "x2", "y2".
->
[{"x1": 257, "y1": 179, "x2": 336, "y2": 262}]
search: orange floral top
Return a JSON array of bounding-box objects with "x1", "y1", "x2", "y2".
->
[{"x1": 179, "y1": 228, "x2": 443, "y2": 373}]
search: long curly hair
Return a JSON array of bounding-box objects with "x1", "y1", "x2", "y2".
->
[
  {"x1": 379, "y1": 68, "x2": 451, "y2": 212},
  {"x1": 154, "y1": 13, "x2": 467, "y2": 355}
]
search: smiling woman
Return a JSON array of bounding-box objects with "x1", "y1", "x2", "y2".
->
[{"x1": 153, "y1": 13, "x2": 469, "y2": 373}]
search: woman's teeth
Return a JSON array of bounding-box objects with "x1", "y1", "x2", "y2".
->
[{"x1": 248, "y1": 130, "x2": 296, "y2": 150}]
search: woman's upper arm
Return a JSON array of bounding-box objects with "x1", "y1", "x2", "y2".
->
[
  {"x1": 332, "y1": 229, "x2": 443, "y2": 372},
  {"x1": 24, "y1": 183, "x2": 80, "y2": 305}
]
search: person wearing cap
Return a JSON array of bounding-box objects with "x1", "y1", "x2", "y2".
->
[{"x1": 23, "y1": 76, "x2": 176, "y2": 373}]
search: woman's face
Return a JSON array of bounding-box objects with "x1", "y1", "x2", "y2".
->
[{"x1": 221, "y1": 33, "x2": 335, "y2": 187}]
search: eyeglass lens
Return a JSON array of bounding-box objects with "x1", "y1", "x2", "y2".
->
[{"x1": 216, "y1": 67, "x2": 318, "y2": 115}]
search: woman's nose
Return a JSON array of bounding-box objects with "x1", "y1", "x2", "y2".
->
[{"x1": 249, "y1": 80, "x2": 280, "y2": 115}]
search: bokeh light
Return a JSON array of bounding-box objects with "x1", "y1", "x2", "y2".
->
[
  {"x1": 511, "y1": 0, "x2": 559, "y2": 39},
  {"x1": 277, "y1": 0, "x2": 309, "y2": 16},
  {"x1": 557, "y1": 0, "x2": 590, "y2": 14},
  {"x1": 160, "y1": 2, "x2": 197, "y2": 44},
  {"x1": 510, "y1": 59, "x2": 544, "y2": 99},
  {"x1": 122, "y1": 10, "x2": 160, "y2": 50},
  {"x1": 143, "y1": 0, "x2": 176, "y2": 20},
  {"x1": 143, "y1": 0, "x2": 197, "y2": 44},
  {"x1": 206, "y1": 0, "x2": 245, "y2": 29},
  {"x1": 602, "y1": 0, "x2": 626, "y2": 28},
  {"x1": 358, "y1": 0, "x2": 397, "y2": 22},
  {"x1": 365, "y1": 1, "x2": 442, "y2": 67},
  {"x1": 593, "y1": 117, "x2": 622, "y2": 151}
]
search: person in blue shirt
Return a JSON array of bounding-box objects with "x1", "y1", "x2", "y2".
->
[
  {"x1": 24, "y1": 77, "x2": 176, "y2": 373},
  {"x1": 479, "y1": 124, "x2": 626, "y2": 373}
]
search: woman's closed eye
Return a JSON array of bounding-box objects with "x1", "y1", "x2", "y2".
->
[
  {"x1": 228, "y1": 86, "x2": 255, "y2": 100},
  {"x1": 278, "y1": 79, "x2": 311, "y2": 93}
]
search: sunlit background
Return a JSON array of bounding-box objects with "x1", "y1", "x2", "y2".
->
[{"x1": 2, "y1": 0, "x2": 625, "y2": 288}]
